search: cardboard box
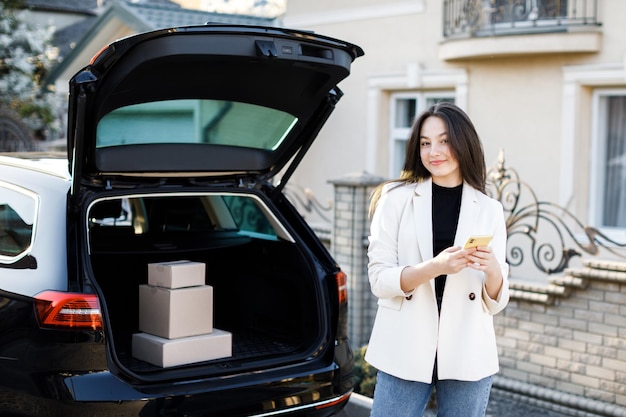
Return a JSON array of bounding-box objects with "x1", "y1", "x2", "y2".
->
[
  {"x1": 132, "y1": 329, "x2": 232, "y2": 367},
  {"x1": 147, "y1": 260, "x2": 205, "y2": 289},
  {"x1": 139, "y1": 284, "x2": 213, "y2": 339}
]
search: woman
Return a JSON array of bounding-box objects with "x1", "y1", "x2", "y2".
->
[{"x1": 366, "y1": 102, "x2": 509, "y2": 416}]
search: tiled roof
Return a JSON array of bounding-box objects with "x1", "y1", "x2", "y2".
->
[
  {"x1": 52, "y1": 16, "x2": 99, "y2": 61},
  {"x1": 121, "y1": 1, "x2": 278, "y2": 29},
  {"x1": 25, "y1": 0, "x2": 101, "y2": 15}
]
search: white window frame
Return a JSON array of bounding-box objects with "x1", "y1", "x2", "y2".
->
[
  {"x1": 561, "y1": 62, "x2": 626, "y2": 244},
  {"x1": 389, "y1": 91, "x2": 456, "y2": 178},
  {"x1": 365, "y1": 65, "x2": 468, "y2": 176},
  {"x1": 589, "y1": 88, "x2": 626, "y2": 237}
]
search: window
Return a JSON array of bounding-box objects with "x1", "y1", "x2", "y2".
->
[
  {"x1": 0, "y1": 182, "x2": 37, "y2": 260},
  {"x1": 97, "y1": 99, "x2": 298, "y2": 152},
  {"x1": 591, "y1": 90, "x2": 626, "y2": 231},
  {"x1": 88, "y1": 194, "x2": 281, "y2": 242},
  {"x1": 389, "y1": 93, "x2": 455, "y2": 177},
  {"x1": 222, "y1": 195, "x2": 276, "y2": 238}
]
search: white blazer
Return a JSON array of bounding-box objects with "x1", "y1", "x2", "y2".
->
[{"x1": 365, "y1": 179, "x2": 509, "y2": 383}]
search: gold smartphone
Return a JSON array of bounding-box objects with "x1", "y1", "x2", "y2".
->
[{"x1": 463, "y1": 235, "x2": 493, "y2": 249}]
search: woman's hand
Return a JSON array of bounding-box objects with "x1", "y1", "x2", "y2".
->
[
  {"x1": 432, "y1": 246, "x2": 474, "y2": 275},
  {"x1": 465, "y1": 246, "x2": 503, "y2": 299},
  {"x1": 400, "y1": 246, "x2": 471, "y2": 293}
]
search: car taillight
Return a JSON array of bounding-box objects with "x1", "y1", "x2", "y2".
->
[
  {"x1": 34, "y1": 291, "x2": 103, "y2": 330},
  {"x1": 335, "y1": 271, "x2": 348, "y2": 304}
]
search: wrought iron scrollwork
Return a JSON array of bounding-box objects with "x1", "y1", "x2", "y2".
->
[
  {"x1": 462, "y1": 0, "x2": 484, "y2": 30},
  {"x1": 0, "y1": 107, "x2": 40, "y2": 152},
  {"x1": 283, "y1": 184, "x2": 332, "y2": 224},
  {"x1": 487, "y1": 149, "x2": 626, "y2": 274}
]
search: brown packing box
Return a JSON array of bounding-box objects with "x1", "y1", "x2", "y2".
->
[
  {"x1": 138, "y1": 284, "x2": 213, "y2": 339},
  {"x1": 147, "y1": 260, "x2": 206, "y2": 289},
  {"x1": 132, "y1": 329, "x2": 232, "y2": 367}
]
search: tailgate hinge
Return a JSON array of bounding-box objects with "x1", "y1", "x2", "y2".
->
[{"x1": 237, "y1": 177, "x2": 263, "y2": 189}]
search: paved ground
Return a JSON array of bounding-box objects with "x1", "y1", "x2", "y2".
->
[
  {"x1": 338, "y1": 390, "x2": 581, "y2": 417},
  {"x1": 424, "y1": 392, "x2": 577, "y2": 416},
  {"x1": 482, "y1": 391, "x2": 576, "y2": 417}
]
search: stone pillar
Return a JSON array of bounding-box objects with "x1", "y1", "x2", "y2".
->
[{"x1": 329, "y1": 172, "x2": 385, "y2": 349}]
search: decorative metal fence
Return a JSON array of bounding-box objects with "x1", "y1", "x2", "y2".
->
[
  {"x1": 0, "y1": 107, "x2": 40, "y2": 152},
  {"x1": 283, "y1": 183, "x2": 333, "y2": 248},
  {"x1": 443, "y1": 0, "x2": 601, "y2": 38},
  {"x1": 487, "y1": 149, "x2": 626, "y2": 275}
]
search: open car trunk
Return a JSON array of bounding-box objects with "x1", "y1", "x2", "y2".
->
[{"x1": 86, "y1": 192, "x2": 324, "y2": 376}]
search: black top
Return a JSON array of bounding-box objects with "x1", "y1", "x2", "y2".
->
[{"x1": 432, "y1": 182, "x2": 463, "y2": 312}]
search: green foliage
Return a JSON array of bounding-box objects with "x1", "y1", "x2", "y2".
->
[
  {"x1": 352, "y1": 344, "x2": 377, "y2": 398},
  {"x1": 0, "y1": 0, "x2": 24, "y2": 10},
  {"x1": 0, "y1": 0, "x2": 62, "y2": 139}
]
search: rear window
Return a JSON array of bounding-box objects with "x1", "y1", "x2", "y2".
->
[
  {"x1": 96, "y1": 99, "x2": 298, "y2": 151},
  {"x1": 0, "y1": 183, "x2": 37, "y2": 259},
  {"x1": 88, "y1": 194, "x2": 290, "y2": 244},
  {"x1": 222, "y1": 195, "x2": 276, "y2": 237}
]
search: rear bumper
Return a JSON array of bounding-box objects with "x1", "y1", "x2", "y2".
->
[{"x1": 0, "y1": 366, "x2": 351, "y2": 417}]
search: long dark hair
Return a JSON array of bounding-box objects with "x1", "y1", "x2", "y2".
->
[{"x1": 370, "y1": 102, "x2": 487, "y2": 216}]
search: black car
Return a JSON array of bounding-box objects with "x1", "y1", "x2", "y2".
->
[{"x1": 0, "y1": 24, "x2": 363, "y2": 416}]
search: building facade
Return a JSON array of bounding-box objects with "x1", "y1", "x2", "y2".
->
[{"x1": 283, "y1": 0, "x2": 625, "y2": 256}]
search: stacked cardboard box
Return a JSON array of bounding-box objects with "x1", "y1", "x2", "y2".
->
[{"x1": 132, "y1": 260, "x2": 232, "y2": 367}]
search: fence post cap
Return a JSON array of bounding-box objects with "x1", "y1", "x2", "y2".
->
[{"x1": 328, "y1": 171, "x2": 386, "y2": 186}]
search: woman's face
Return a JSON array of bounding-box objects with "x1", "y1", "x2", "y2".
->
[{"x1": 419, "y1": 115, "x2": 462, "y2": 187}]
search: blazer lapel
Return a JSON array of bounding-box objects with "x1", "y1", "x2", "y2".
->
[
  {"x1": 454, "y1": 183, "x2": 480, "y2": 247},
  {"x1": 412, "y1": 180, "x2": 433, "y2": 264}
]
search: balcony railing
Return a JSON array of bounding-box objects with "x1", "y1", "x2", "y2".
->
[{"x1": 443, "y1": 0, "x2": 601, "y2": 38}]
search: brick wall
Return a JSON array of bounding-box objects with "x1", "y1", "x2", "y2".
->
[
  {"x1": 330, "y1": 172, "x2": 382, "y2": 348},
  {"x1": 496, "y1": 260, "x2": 626, "y2": 412}
]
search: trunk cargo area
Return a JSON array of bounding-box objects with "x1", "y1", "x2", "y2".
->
[{"x1": 87, "y1": 194, "x2": 322, "y2": 374}]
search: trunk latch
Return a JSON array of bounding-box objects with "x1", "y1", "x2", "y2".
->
[{"x1": 255, "y1": 40, "x2": 278, "y2": 58}]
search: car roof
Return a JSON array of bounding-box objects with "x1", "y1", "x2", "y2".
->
[{"x1": 0, "y1": 153, "x2": 70, "y2": 181}]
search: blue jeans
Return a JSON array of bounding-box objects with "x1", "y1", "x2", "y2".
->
[{"x1": 370, "y1": 370, "x2": 493, "y2": 417}]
